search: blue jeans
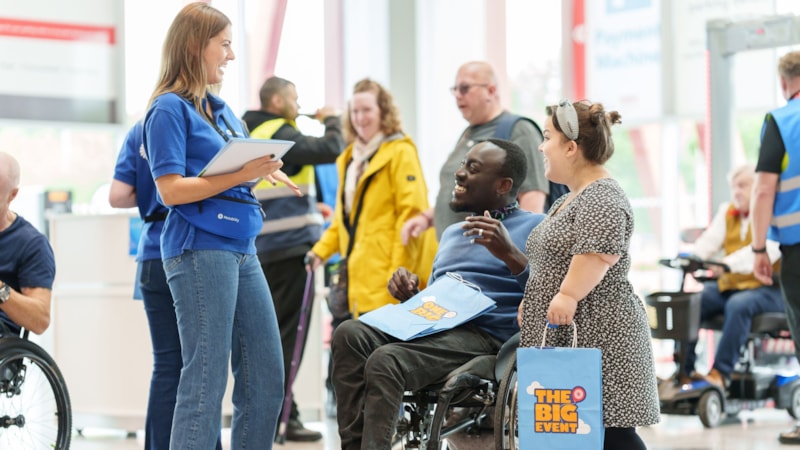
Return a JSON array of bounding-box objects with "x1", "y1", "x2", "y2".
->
[
  {"x1": 139, "y1": 259, "x2": 222, "y2": 450},
  {"x1": 684, "y1": 281, "x2": 785, "y2": 377},
  {"x1": 164, "y1": 250, "x2": 284, "y2": 450}
]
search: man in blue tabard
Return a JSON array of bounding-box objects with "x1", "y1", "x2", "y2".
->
[{"x1": 750, "y1": 50, "x2": 800, "y2": 446}]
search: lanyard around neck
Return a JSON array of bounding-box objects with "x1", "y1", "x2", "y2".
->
[{"x1": 203, "y1": 104, "x2": 238, "y2": 142}]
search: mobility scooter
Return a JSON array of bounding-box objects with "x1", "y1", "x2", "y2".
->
[{"x1": 645, "y1": 254, "x2": 800, "y2": 428}]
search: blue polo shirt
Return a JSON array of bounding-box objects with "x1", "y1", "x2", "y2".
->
[
  {"x1": 144, "y1": 92, "x2": 255, "y2": 259},
  {"x1": 112, "y1": 121, "x2": 166, "y2": 262}
]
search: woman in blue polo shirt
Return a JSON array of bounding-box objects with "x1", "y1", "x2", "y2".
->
[{"x1": 143, "y1": 3, "x2": 298, "y2": 449}]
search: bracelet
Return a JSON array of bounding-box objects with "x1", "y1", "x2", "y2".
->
[{"x1": 751, "y1": 246, "x2": 767, "y2": 254}]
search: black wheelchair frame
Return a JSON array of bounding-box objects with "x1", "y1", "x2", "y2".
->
[
  {"x1": 0, "y1": 326, "x2": 71, "y2": 449},
  {"x1": 394, "y1": 333, "x2": 520, "y2": 450}
]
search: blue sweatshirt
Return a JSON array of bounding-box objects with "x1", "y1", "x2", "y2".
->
[{"x1": 429, "y1": 209, "x2": 544, "y2": 342}]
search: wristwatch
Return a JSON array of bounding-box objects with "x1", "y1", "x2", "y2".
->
[{"x1": 0, "y1": 282, "x2": 9, "y2": 304}]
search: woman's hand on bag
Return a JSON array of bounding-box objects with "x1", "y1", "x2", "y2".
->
[
  {"x1": 304, "y1": 252, "x2": 323, "y2": 272},
  {"x1": 388, "y1": 267, "x2": 419, "y2": 303},
  {"x1": 546, "y1": 292, "x2": 578, "y2": 326}
]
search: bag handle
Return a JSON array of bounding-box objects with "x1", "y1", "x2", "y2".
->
[
  {"x1": 539, "y1": 321, "x2": 578, "y2": 348},
  {"x1": 445, "y1": 272, "x2": 482, "y2": 294}
]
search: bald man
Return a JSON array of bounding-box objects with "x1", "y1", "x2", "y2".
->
[
  {"x1": 0, "y1": 152, "x2": 55, "y2": 335},
  {"x1": 403, "y1": 61, "x2": 548, "y2": 242}
]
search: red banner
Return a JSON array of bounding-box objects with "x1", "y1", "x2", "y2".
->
[{"x1": 0, "y1": 17, "x2": 114, "y2": 44}]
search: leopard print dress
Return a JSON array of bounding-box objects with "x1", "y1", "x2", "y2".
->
[{"x1": 519, "y1": 178, "x2": 660, "y2": 428}]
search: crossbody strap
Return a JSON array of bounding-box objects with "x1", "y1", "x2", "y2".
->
[{"x1": 342, "y1": 172, "x2": 375, "y2": 257}]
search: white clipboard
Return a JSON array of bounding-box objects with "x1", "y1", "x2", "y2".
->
[{"x1": 198, "y1": 138, "x2": 296, "y2": 177}]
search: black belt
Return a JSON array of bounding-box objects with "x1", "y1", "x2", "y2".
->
[{"x1": 144, "y1": 212, "x2": 168, "y2": 223}]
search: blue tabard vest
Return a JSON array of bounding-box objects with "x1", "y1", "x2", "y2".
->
[
  {"x1": 250, "y1": 118, "x2": 323, "y2": 255},
  {"x1": 766, "y1": 98, "x2": 800, "y2": 245}
]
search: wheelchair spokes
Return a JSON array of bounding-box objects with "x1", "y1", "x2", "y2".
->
[
  {"x1": 494, "y1": 360, "x2": 519, "y2": 450},
  {"x1": 0, "y1": 359, "x2": 25, "y2": 397},
  {"x1": 0, "y1": 339, "x2": 71, "y2": 450},
  {"x1": 396, "y1": 334, "x2": 520, "y2": 450},
  {"x1": 395, "y1": 390, "x2": 435, "y2": 449}
]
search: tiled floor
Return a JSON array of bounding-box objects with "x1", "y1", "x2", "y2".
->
[{"x1": 68, "y1": 408, "x2": 799, "y2": 449}]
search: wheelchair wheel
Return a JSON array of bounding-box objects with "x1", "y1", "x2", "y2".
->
[
  {"x1": 0, "y1": 337, "x2": 71, "y2": 450},
  {"x1": 494, "y1": 356, "x2": 518, "y2": 450}
]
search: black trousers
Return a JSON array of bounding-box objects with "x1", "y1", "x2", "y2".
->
[
  {"x1": 604, "y1": 427, "x2": 646, "y2": 450},
  {"x1": 331, "y1": 319, "x2": 501, "y2": 450},
  {"x1": 780, "y1": 243, "x2": 800, "y2": 362},
  {"x1": 261, "y1": 253, "x2": 314, "y2": 422}
]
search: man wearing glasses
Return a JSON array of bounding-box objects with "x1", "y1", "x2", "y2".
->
[{"x1": 402, "y1": 61, "x2": 548, "y2": 242}]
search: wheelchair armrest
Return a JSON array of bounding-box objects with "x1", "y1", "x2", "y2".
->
[{"x1": 494, "y1": 332, "x2": 520, "y2": 381}]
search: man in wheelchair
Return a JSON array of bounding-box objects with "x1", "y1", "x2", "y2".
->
[
  {"x1": 681, "y1": 163, "x2": 784, "y2": 389},
  {"x1": 0, "y1": 152, "x2": 56, "y2": 338},
  {"x1": 329, "y1": 139, "x2": 545, "y2": 450}
]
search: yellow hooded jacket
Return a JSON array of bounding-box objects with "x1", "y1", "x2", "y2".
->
[{"x1": 311, "y1": 134, "x2": 438, "y2": 316}]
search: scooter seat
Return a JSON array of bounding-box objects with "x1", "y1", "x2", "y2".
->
[
  {"x1": 700, "y1": 315, "x2": 725, "y2": 331},
  {"x1": 751, "y1": 312, "x2": 789, "y2": 337},
  {"x1": 701, "y1": 312, "x2": 789, "y2": 337}
]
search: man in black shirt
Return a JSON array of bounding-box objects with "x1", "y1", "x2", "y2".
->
[{"x1": 750, "y1": 50, "x2": 800, "y2": 445}]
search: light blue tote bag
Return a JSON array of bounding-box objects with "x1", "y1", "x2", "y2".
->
[
  {"x1": 517, "y1": 322, "x2": 604, "y2": 449},
  {"x1": 359, "y1": 272, "x2": 496, "y2": 341}
]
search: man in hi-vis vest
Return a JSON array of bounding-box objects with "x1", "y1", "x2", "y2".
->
[
  {"x1": 242, "y1": 76, "x2": 343, "y2": 442},
  {"x1": 752, "y1": 50, "x2": 800, "y2": 446}
]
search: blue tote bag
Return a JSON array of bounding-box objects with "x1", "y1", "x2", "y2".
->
[
  {"x1": 359, "y1": 272, "x2": 496, "y2": 341},
  {"x1": 517, "y1": 322, "x2": 604, "y2": 449}
]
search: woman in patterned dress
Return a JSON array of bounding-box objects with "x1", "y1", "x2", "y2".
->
[{"x1": 517, "y1": 100, "x2": 660, "y2": 450}]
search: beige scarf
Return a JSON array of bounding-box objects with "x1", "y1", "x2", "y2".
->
[{"x1": 344, "y1": 132, "x2": 384, "y2": 214}]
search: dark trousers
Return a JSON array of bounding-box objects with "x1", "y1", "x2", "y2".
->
[
  {"x1": 604, "y1": 427, "x2": 646, "y2": 450},
  {"x1": 139, "y1": 260, "x2": 222, "y2": 450},
  {"x1": 331, "y1": 319, "x2": 502, "y2": 450},
  {"x1": 780, "y1": 243, "x2": 800, "y2": 363},
  {"x1": 262, "y1": 253, "x2": 315, "y2": 422}
]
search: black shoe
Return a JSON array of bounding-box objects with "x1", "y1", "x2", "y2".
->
[
  {"x1": 285, "y1": 419, "x2": 323, "y2": 442},
  {"x1": 779, "y1": 426, "x2": 800, "y2": 445}
]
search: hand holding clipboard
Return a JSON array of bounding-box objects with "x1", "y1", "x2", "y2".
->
[
  {"x1": 199, "y1": 138, "x2": 295, "y2": 177},
  {"x1": 199, "y1": 138, "x2": 301, "y2": 195}
]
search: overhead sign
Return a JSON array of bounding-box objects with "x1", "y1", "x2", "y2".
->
[
  {"x1": 0, "y1": 1, "x2": 122, "y2": 123},
  {"x1": 585, "y1": 0, "x2": 662, "y2": 123}
]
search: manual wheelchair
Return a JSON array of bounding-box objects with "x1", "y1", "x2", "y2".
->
[
  {"x1": 0, "y1": 324, "x2": 71, "y2": 449},
  {"x1": 394, "y1": 333, "x2": 520, "y2": 450}
]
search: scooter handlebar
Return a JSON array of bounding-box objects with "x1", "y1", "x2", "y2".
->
[{"x1": 658, "y1": 255, "x2": 730, "y2": 275}]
